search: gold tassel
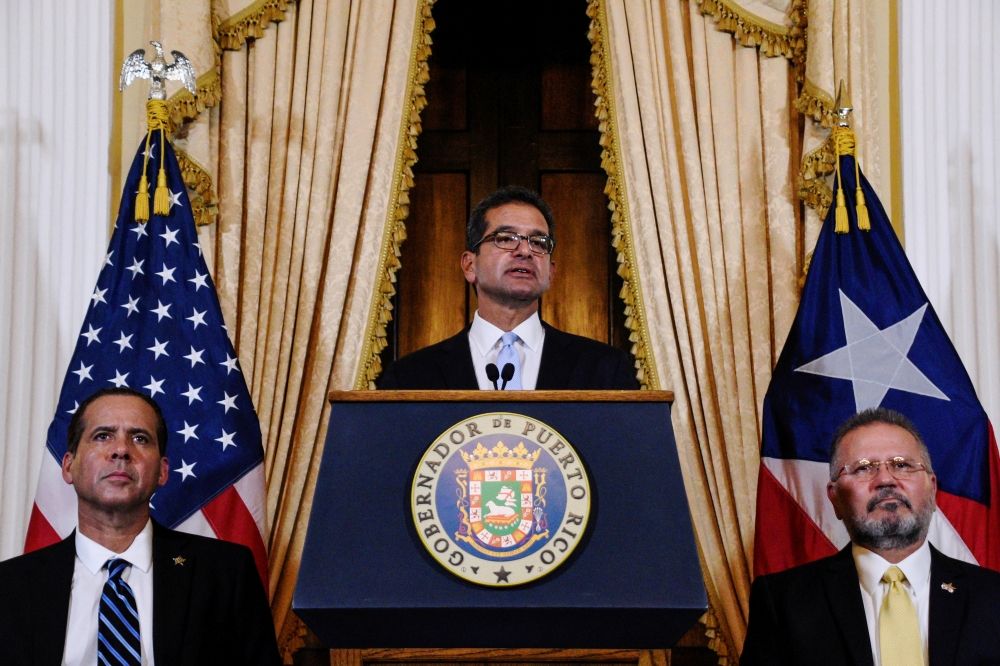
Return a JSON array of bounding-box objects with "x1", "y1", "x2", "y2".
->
[
  {"x1": 835, "y1": 188, "x2": 849, "y2": 234},
  {"x1": 855, "y1": 186, "x2": 870, "y2": 231},
  {"x1": 136, "y1": 99, "x2": 171, "y2": 223},
  {"x1": 135, "y1": 174, "x2": 150, "y2": 222}
]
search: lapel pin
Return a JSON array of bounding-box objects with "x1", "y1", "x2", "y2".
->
[
  {"x1": 941, "y1": 582, "x2": 955, "y2": 593},
  {"x1": 173, "y1": 556, "x2": 186, "y2": 566}
]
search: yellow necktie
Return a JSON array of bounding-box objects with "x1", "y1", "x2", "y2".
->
[{"x1": 879, "y1": 565, "x2": 924, "y2": 666}]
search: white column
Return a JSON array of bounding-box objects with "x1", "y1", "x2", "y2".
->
[
  {"x1": 901, "y1": 0, "x2": 1000, "y2": 426},
  {"x1": 0, "y1": 0, "x2": 113, "y2": 559}
]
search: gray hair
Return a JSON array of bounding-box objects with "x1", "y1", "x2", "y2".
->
[{"x1": 829, "y1": 407, "x2": 933, "y2": 480}]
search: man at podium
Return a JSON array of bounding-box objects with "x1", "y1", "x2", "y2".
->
[{"x1": 379, "y1": 186, "x2": 638, "y2": 390}]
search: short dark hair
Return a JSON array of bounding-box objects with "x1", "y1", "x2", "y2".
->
[
  {"x1": 829, "y1": 407, "x2": 933, "y2": 479},
  {"x1": 67, "y1": 387, "x2": 168, "y2": 456},
  {"x1": 466, "y1": 186, "x2": 555, "y2": 253}
]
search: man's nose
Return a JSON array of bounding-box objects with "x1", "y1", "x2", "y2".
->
[
  {"x1": 108, "y1": 437, "x2": 132, "y2": 460},
  {"x1": 511, "y1": 237, "x2": 532, "y2": 257},
  {"x1": 872, "y1": 464, "x2": 897, "y2": 486}
]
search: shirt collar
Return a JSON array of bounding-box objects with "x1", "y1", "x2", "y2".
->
[
  {"x1": 468, "y1": 311, "x2": 544, "y2": 357},
  {"x1": 853, "y1": 538, "x2": 932, "y2": 596},
  {"x1": 75, "y1": 518, "x2": 154, "y2": 575}
]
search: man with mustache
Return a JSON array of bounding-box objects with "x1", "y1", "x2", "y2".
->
[
  {"x1": 379, "y1": 186, "x2": 639, "y2": 390},
  {"x1": 741, "y1": 407, "x2": 1000, "y2": 666},
  {"x1": 0, "y1": 387, "x2": 281, "y2": 665}
]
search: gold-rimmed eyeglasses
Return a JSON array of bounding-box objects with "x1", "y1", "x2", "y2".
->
[
  {"x1": 473, "y1": 230, "x2": 556, "y2": 255},
  {"x1": 834, "y1": 456, "x2": 928, "y2": 482}
]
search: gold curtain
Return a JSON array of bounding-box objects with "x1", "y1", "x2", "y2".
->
[
  {"x1": 145, "y1": 0, "x2": 434, "y2": 660},
  {"x1": 589, "y1": 0, "x2": 879, "y2": 661}
]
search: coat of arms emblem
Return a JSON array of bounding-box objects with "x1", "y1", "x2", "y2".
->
[{"x1": 411, "y1": 412, "x2": 590, "y2": 586}]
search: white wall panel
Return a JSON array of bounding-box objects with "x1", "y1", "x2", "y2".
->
[
  {"x1": 0, "y1": 0, "x2": 113, "y2": 559},
  {"x1": 901, "y1": 0, "x2": 1000, "y2": 426}
]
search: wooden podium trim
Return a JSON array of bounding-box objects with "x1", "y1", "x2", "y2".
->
[
  {"x1": 328, "y1": 390, "x2": 674, "y2": 403},
  {"x1": 329, "y1": 648, "x2": 669, "y2": 666}
]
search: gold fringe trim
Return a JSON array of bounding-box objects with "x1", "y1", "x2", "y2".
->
[
  {"x1": 175, "y1": 150, "x2": 220, "y2": 227},
  {"x1": 354, "y1": 0, "x2": 436, "y2": 390},
  {"x1": 703, "y1": 606, "x2": 736, "y2": 665},
  {"x1": 795, "y1": 77, "x2": 837, "y2": 218},
  {"x1": 695, "y1": 0, "x2": 796, "y2": 58},
  {"x1": 587, "y1": 0, "x2": 656, "y2": 391},
  {"x1": 167, "y1": 69, "x2": 222, "y2": 133},
  {"x1": 795, "y1": 78, "x2": 836, "y2": 127},
  {"x1": 276, "y1": 612, "x2": 308, "y2": 665},
  {"x1": 217, "y1": 0, "x2": 291, "y2": 51}
]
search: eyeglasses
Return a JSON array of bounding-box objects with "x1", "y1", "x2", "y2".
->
[
  {"x1": 835, "y1": 457, "x2": 928, "y2": 481},
  {"x1": 472, "y1": 231, "x2": 556, "y2": 255}
]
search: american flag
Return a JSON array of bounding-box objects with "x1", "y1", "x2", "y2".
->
[
  {"x1": 24, "y1": 130, "x2": 269, "y2": 587},
  {"x1": 755, "y1": 154, "x2": 1000, "y2": 577}
]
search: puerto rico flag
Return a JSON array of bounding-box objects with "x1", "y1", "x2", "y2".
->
[
  {"x1": 754, "y1": 153, "x2": 1000, "y2": 577},
  {"x1": 24, "y1": 128, "x2": 269, "y2": 588}
]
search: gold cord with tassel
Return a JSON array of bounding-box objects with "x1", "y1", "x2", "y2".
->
[
  {"x1": 136, "y1": 99, "x2": 171, "y2": 223},
  {"x1": 831, "y1": 124, "x2": 869, "y2": 233}
]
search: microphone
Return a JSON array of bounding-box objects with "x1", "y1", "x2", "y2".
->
[
  {"x1": 485, "y1": 363, "x2": 500, "y2": 390},
  {"x1": 500, "y1": 363, "x2": 515, "y2": 390}
]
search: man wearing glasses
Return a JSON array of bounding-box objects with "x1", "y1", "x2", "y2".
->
[
  {"x1": 741, "y1": 407, "x2": 1000, "y2": 666},
  {"x1": 379, "y1": 185, "x2": 638, "y2": 390}
]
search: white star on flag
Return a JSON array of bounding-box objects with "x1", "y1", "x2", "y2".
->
[
  {"x1": 177, "y1": 422, "x2": 199, "y2": 443},
  {"x1": 126, "y1": 258, "x2": 145, "y2": 278},
  {"x1": 130, "y1": 223, "x2": 148, "y2": 240},
  {"x1": 188, "y1": 271, "x2": 209, "y2": 291},
  {"x1": 91, "y1": 287, "x2": 107, "y2": 307},
  {"x1": 121, "y1": 295, "x2": 140, "y2": 317},
  {"x1": 174, "y1": 459, "x2": 197, "y2": 481},
  {"x1": 108, "y1": 370, "x2": 130, "y2": 388},
  {"x1": 103, "y1": 251, "x2": 114, "y2": 268},
  {"x1": 161, "y1": 226, "x2": 179, "y2": 246},
  {"x1": 156, "y1": 265, "x2": 176, "y2": 285},
  {"x1": 72, "y1": 361, "x2": 93, "y2": 383},
  {"x1": 184, "y1": 347, "x2": 205, "y2": 368},
  {"x1": 113, "y1": 332, "x2": 133, "y2": 352},
  {"x1": 181, "y1": 384, "x2": 203, "y2": 405},
  {"x1": 186, "y1": 308, "x2": 207, "y2": 329},
  {"x1": 147, "y1": 338, "x2": 169, "y2": 360},
  {"x1": 795, "y1": 290, "x2": 950, "y2": 411},
  {"x1": 218, "y1": 392, "x2": 238, "y2": 413},
  {"x1": 216, "y1": 430, "x2": 236, "y2": 451},
  {"x1": 81, "y1": 324, "x2": 102, "y2": 346},
  {"x1": 66, "y1": 401, "x2": 79, "y2": 415},
  {"x1": 220, "y1": 354, "x2": 238, "y2": 375},
  {"x1": 144, "y1": 376, "x2": 165, "y2": 398},
  {"x1": 151, "y1": 300, "x2": 173, "y2": 321},
  {"x1": 192, "y1": 240, "x2": 202, "y2": 257},
  {"x1": 167, "y1": 191, "x2": 183, "y2": 211}
]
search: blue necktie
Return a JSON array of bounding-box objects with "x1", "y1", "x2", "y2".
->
[
  {"x1": 496, "y1": 332, "x2": 523, "y2": 390},
  {"x1": 99, "y1": 558, "x2": 142, "y2": 666}
]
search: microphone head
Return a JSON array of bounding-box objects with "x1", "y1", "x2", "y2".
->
[
  {"x1": 485, "y1": 363, "x2": 500, "y2": 382},
  {"x1": 500, "y1": 363, "x2": 515, "y2": 381}
]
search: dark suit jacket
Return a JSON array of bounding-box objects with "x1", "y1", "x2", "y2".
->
[
  {"x1": 379, "y1": 322, "x2": 639, "y2": 389},
  {"x1": 0, "y1": 521, "x2": 281, "y2": 666},
  {"x1": 741, "y1": 544, "x2": 1000, "y2": 666}
]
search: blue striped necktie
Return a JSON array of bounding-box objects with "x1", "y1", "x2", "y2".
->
[
  {"x1": 99, "y1": 558, "x2": 142, "y2": 666},
  {"x1": 496, "y1": 332, "x2": 523, "y2": 390}
]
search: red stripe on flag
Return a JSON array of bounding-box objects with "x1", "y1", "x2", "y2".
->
[
  {"x1": 24, "y1": 503, "x2": 62, "y2": 554},
  {"x1": 201, "y1": 486, "x2": 269, "y2": 592},
  {"x1": 754, "y1": 463, "x2": 839, "y2": 577},
  {"x1": 935, "y1": 423, "x2": 1000, "y2": 571}
]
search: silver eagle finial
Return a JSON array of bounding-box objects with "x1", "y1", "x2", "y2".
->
[{"x1": 119, "y1": 41, "x2": 197, "y2": 100}]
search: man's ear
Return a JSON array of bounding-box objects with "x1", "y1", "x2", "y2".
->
[
  {"x1": 827, "y1": 481, "x2": 843, "y2": 520},
  {"x1": 61, "y1": 451, "x2": 75, "y2": 485},
  {"x1": 158, "y1": 457, "x2": 170, "y2": 487},
  {"x1": 461, "y1": 250, "x2": 477, "y2": 285}
]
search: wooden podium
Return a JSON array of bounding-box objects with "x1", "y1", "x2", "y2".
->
[{"x1": 291, "y1": 391, "x2": 715, "y2": 664}]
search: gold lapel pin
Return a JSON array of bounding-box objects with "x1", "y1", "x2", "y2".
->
[
  {"x1": 173, "y1": 556, "x2": 186, "y2": 566},
  {"x1": 941, "y1": 582, "x2": 955, "y2": 593}
]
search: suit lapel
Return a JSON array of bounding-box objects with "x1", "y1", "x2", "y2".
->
[
  {"x1": 34, "y1": 534, "x2": 76, "y2": 666},
  {"x1": 928, "y1": 545, "x2": 968, "y2": 666},
  {"x1": 822, "y1": 546, "x2": 876, "y2": 666},
  {"x1": 438, "y1": 327, "x2": 479, "y2": 389},
  {"x1": 152, "y1": 522, "x2": 195, "y2": 665},
  {"x1": 536, "y1": 323, "x2": 573, "y2": 389}
]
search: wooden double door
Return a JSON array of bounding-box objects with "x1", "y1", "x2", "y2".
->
[{"x1": 384, "y1": 0, "x2": 630, "y2": 366}]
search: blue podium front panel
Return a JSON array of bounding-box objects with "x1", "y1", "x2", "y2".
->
[{"x1": 294, "y1": 394, "x2": 706, "y2": 647}]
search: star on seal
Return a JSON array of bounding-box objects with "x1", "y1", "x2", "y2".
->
[
  {"x1": 493, "y1": 566, "x2": 511, "y2": 583},
  {"x1": 173, "y1": 556, "x2": 186, "y2": 566}
]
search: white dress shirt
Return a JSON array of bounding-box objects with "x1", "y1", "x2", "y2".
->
[
  {"x1": 853, "y1": 540, "x2": 931, "y2": 666},
  {"x1": 64, "y1": 519, "x2": 155, "y2": 666},
  {"x1": 468, "y1": 310, "x2": 546, "y2": 390}
]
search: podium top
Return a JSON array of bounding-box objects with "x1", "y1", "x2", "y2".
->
[{"x1": 328, "y1": 390, "x2": 673, "y2": 403}]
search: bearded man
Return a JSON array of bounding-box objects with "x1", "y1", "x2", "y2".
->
[{"x1": 741, "y1": 407, "x2": 1000, "y2": 666}]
